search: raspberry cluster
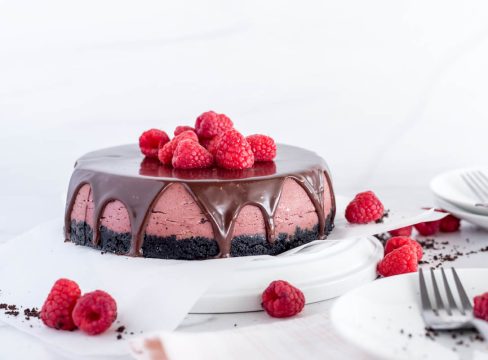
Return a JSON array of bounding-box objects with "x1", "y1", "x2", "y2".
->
[
  {"x1": 414, "y1": 209, "x2": 460, "y2": 235},
  {"x1": 139, "y1": 111, "x2": 277, "y2": 170},
  {"x1": 377, "y1": 236, "x2": 423, "y2": 277},
  {"x1": 344, "y1": 191, "x2": 461, "y2": 278},
  {"x1": 40, "y1": 279, "x2": 117, "y2": 336}
]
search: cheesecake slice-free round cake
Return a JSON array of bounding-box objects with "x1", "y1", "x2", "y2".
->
[{"x1": 65, "y1": 144, "x2": 335, "y2": 260}]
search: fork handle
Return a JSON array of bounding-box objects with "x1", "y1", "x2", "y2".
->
[
  {"x1": 472, "y1": 319, "x2": 488, "y2": 340},
  {"x1": 475, "y1": 203, "x2": 488, "y2": 208}
]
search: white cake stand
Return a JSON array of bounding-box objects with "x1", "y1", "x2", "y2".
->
[{"x1": 191, "y1": 236, "x2": 383, "y2": 313}]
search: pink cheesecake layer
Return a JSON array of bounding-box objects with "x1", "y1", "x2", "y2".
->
[
  {"x1": 145, "y1": 183, "x2": 214, "y2": 239},
  {"x1": 70, "y1": 175, "x2": 333, "y2": 241},
  {"x1": 70, "y1": 184, "x2": 130, "y2": 233},
  {"x1": 70, "y1": 184, "x2": 90, "y2": 223},
  {"x1": 100, "y1": 201, "x2": 131, "y2": 233}
]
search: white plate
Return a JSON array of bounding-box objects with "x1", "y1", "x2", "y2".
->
[
  {"x1": 435, "y1": 195, "x2": 488, "y2": 230},
  {"x1": 192, "y1": 235, "x2": 383, "y2": 313},
  {"x1": 331, "y1": 269, "x2": 488, "y2": 360},
  {"x1": 430, "y1": 168, "x2": 488, "y2": 216}
]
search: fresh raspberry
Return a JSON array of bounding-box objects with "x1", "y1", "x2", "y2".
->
[
  {"x1": 195, "y1": 111, "x2": 233, "y2": 139},
  {"x1": 139, "y1": 129, "x2": 170, "y2": 158},
  {"x1": 172, "y1": 139, "x2": 214, "y2": 169},
  {"x1": 174, "y1": 125, "x2": 195, "y2": 136},
  {"x1": 414, "y1": 220, "x2": 440, "y2": 236},
  {"x1": 174, "y1": 129, "x2": 199, "y2": 143},
  {"x1": 261, "y1": 280, "x2": 305, "y2": 318},
  {"x1": 345, "y1": 191, "x2": 384, "y2": 224},
  {"x1": 436, "y1": 210, "x2": 461, "y2": 233},
  {"x1": 195, "y1": 111, "x2": 216, "y2": 133},
  {"x1": 474, "y1": 292, "x2": 488, "y2": 322},
  {"x1": 157, "y1": 130, "x2": 199, "y2": 165},
  {"x1": 72, "y1": 290, "x2": 117, "y2": 335},
  {"x1": 384, "y1": 236, "x2": 423, "y2": 261},
  {"x1": 40, "y1": 279, "x2": 81, "y2": 331},
  {"x1": 389, "y1": 225, "x2": 413, "y2": 237},
  {"x1": 246, "y1": 134, "x2": 277, "y2": 162},
  {"x1": 440, "y1": 215, "x2": 461, "y2": 232},
  {"x1": 215, "y1": 129, "x2": 255, "y2": 170},
  {"x1": 206, "y1": 134, "x2": 223, "y2": 155},
  {"x1": 158, "y1": 142, "x2": 174, "y2": 165},
  {"x1": 199, "y1": 137, "x2": 213, "y2": 149},
  {"x1": 377, "y1": 244, "x2": 418, "y2": 277}
]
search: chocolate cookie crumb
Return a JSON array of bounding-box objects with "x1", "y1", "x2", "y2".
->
[
  {"x1": 374, "y1": 233, "x2": 389, "y2": 246},
  {"x1": 375, "y1": 209, "x2": 390, "y2": 224},
  {"x1": 24, "y1": 308, "x2": 40, "y2": 320},
  {"x1": 116, "y1": 326, "x2": 126, "y2": 333}
]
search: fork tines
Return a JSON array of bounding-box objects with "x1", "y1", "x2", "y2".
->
[
  {"x1": 419, "y1": 268, "x2": 473, "y2": 318},
  {"x1": 461, "y1": 170, "x2": 488, "y2": 205}
]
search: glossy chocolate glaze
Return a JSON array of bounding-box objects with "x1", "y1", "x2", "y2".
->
[{"x1": 65, "y1": 144, "x2": 336, "y2": 257}]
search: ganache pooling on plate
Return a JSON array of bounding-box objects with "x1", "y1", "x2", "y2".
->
[{"x1": 64, "y1": 144, "x2": 336, "y2": 258}]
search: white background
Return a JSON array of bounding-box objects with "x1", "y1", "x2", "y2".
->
[
  {"x1": 2, "y1": 1, "x2": 488, "y2": 358},
  {"x1": 2, "y1": 0, "x2": 488, "y2": 239}
]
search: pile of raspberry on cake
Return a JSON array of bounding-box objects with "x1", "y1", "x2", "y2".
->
[{"x1": 139, "y1": 111, "x2": 277, "y2": 170}]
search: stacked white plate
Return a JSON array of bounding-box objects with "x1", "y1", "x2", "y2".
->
[{"x1": 430, "y1": 168, "x2": 488, "y2": 229}]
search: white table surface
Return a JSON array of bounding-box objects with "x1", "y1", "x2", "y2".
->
[
  {"x1": 2, "y1": 0, "x2": 488, "y2": 358},
  {"x1": 1, "y1": 188, "x2": 487, "y2": 360}
]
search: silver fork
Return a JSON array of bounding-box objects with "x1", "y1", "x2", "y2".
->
[
  {"x1": 460, "y1": 170, "x2": 488, "y2": 208},
  {"x1": 419, "y1": 268, "x2": 488, "y2": 339}
]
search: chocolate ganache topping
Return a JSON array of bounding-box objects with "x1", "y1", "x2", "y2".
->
[{"x1": 65, "y1": 144, "x2": 336, "y2": 258}]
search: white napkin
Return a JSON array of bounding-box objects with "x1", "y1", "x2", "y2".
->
[
  {"x1": 129, "y1": 313, "x2": 369, "y2": 360},
  {"x1": 0, "y1": 220, "x2": 257, "y2": 357}
]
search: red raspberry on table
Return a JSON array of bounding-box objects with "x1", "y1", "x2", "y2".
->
[
  {"x1": 246, "y1": 134, "x2": 277, "y2": 162},
  {"x1": 40, "y1": 278, "x2": 81, "y2": 331},
  {"x1": 174, "y1": 125, "x2": 195, "y2": 136},
  {"x1": 139, "y1": 129, "x2": 170, "y2": 158},
  {"x1": 384, "y1": 236, "x2": 423, "y2": 260},
  {"x1": 157, "y1": 130, "x2": 199, "y2": 165},
  {"x1": 474, "y1": 292, "x2": 488, "y2": 322},
  {"x1": 345, "y1": 191, "x2": 384, "y2": 224},
  {"x1": 414, "y1": 220, "x2": 440, "y2": 236},
  {"x1": 195, "y1": 111, "x2": 233, "y2": 139},
  {"x1": 389, "y1": 225, "x2": 413, "y2": 237},
  {"x1": 437, "y1": 210, "x2": 461, "y2": 233},
  {"x1": 215, "y1": 129, "x2": 255, "y2": 170},
  {"x1": 377, "y1": 244, "x2": 418, "y2": 277},
  {"x1": 172, "y1": 139, "x2": 214, "y2": 169},
  {"x1": 72, "y1": 290, "x2": 117, "y2": 335},
  {"x1": 261, "y1": 280, "x2": 305, "y2": 318}
]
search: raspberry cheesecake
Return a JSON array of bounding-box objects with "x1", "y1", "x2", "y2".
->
[{"x1": 65, "y1": 112, "x2": 336, "y2": 260}]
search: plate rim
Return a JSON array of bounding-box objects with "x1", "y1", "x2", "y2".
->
[{"x1": 430, "y1": 167, "x2": 488, "y2": 216}]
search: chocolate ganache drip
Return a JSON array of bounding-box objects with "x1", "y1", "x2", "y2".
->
[{"x1": 65, "y1": 144, "x2": 335, "y2": 258}]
